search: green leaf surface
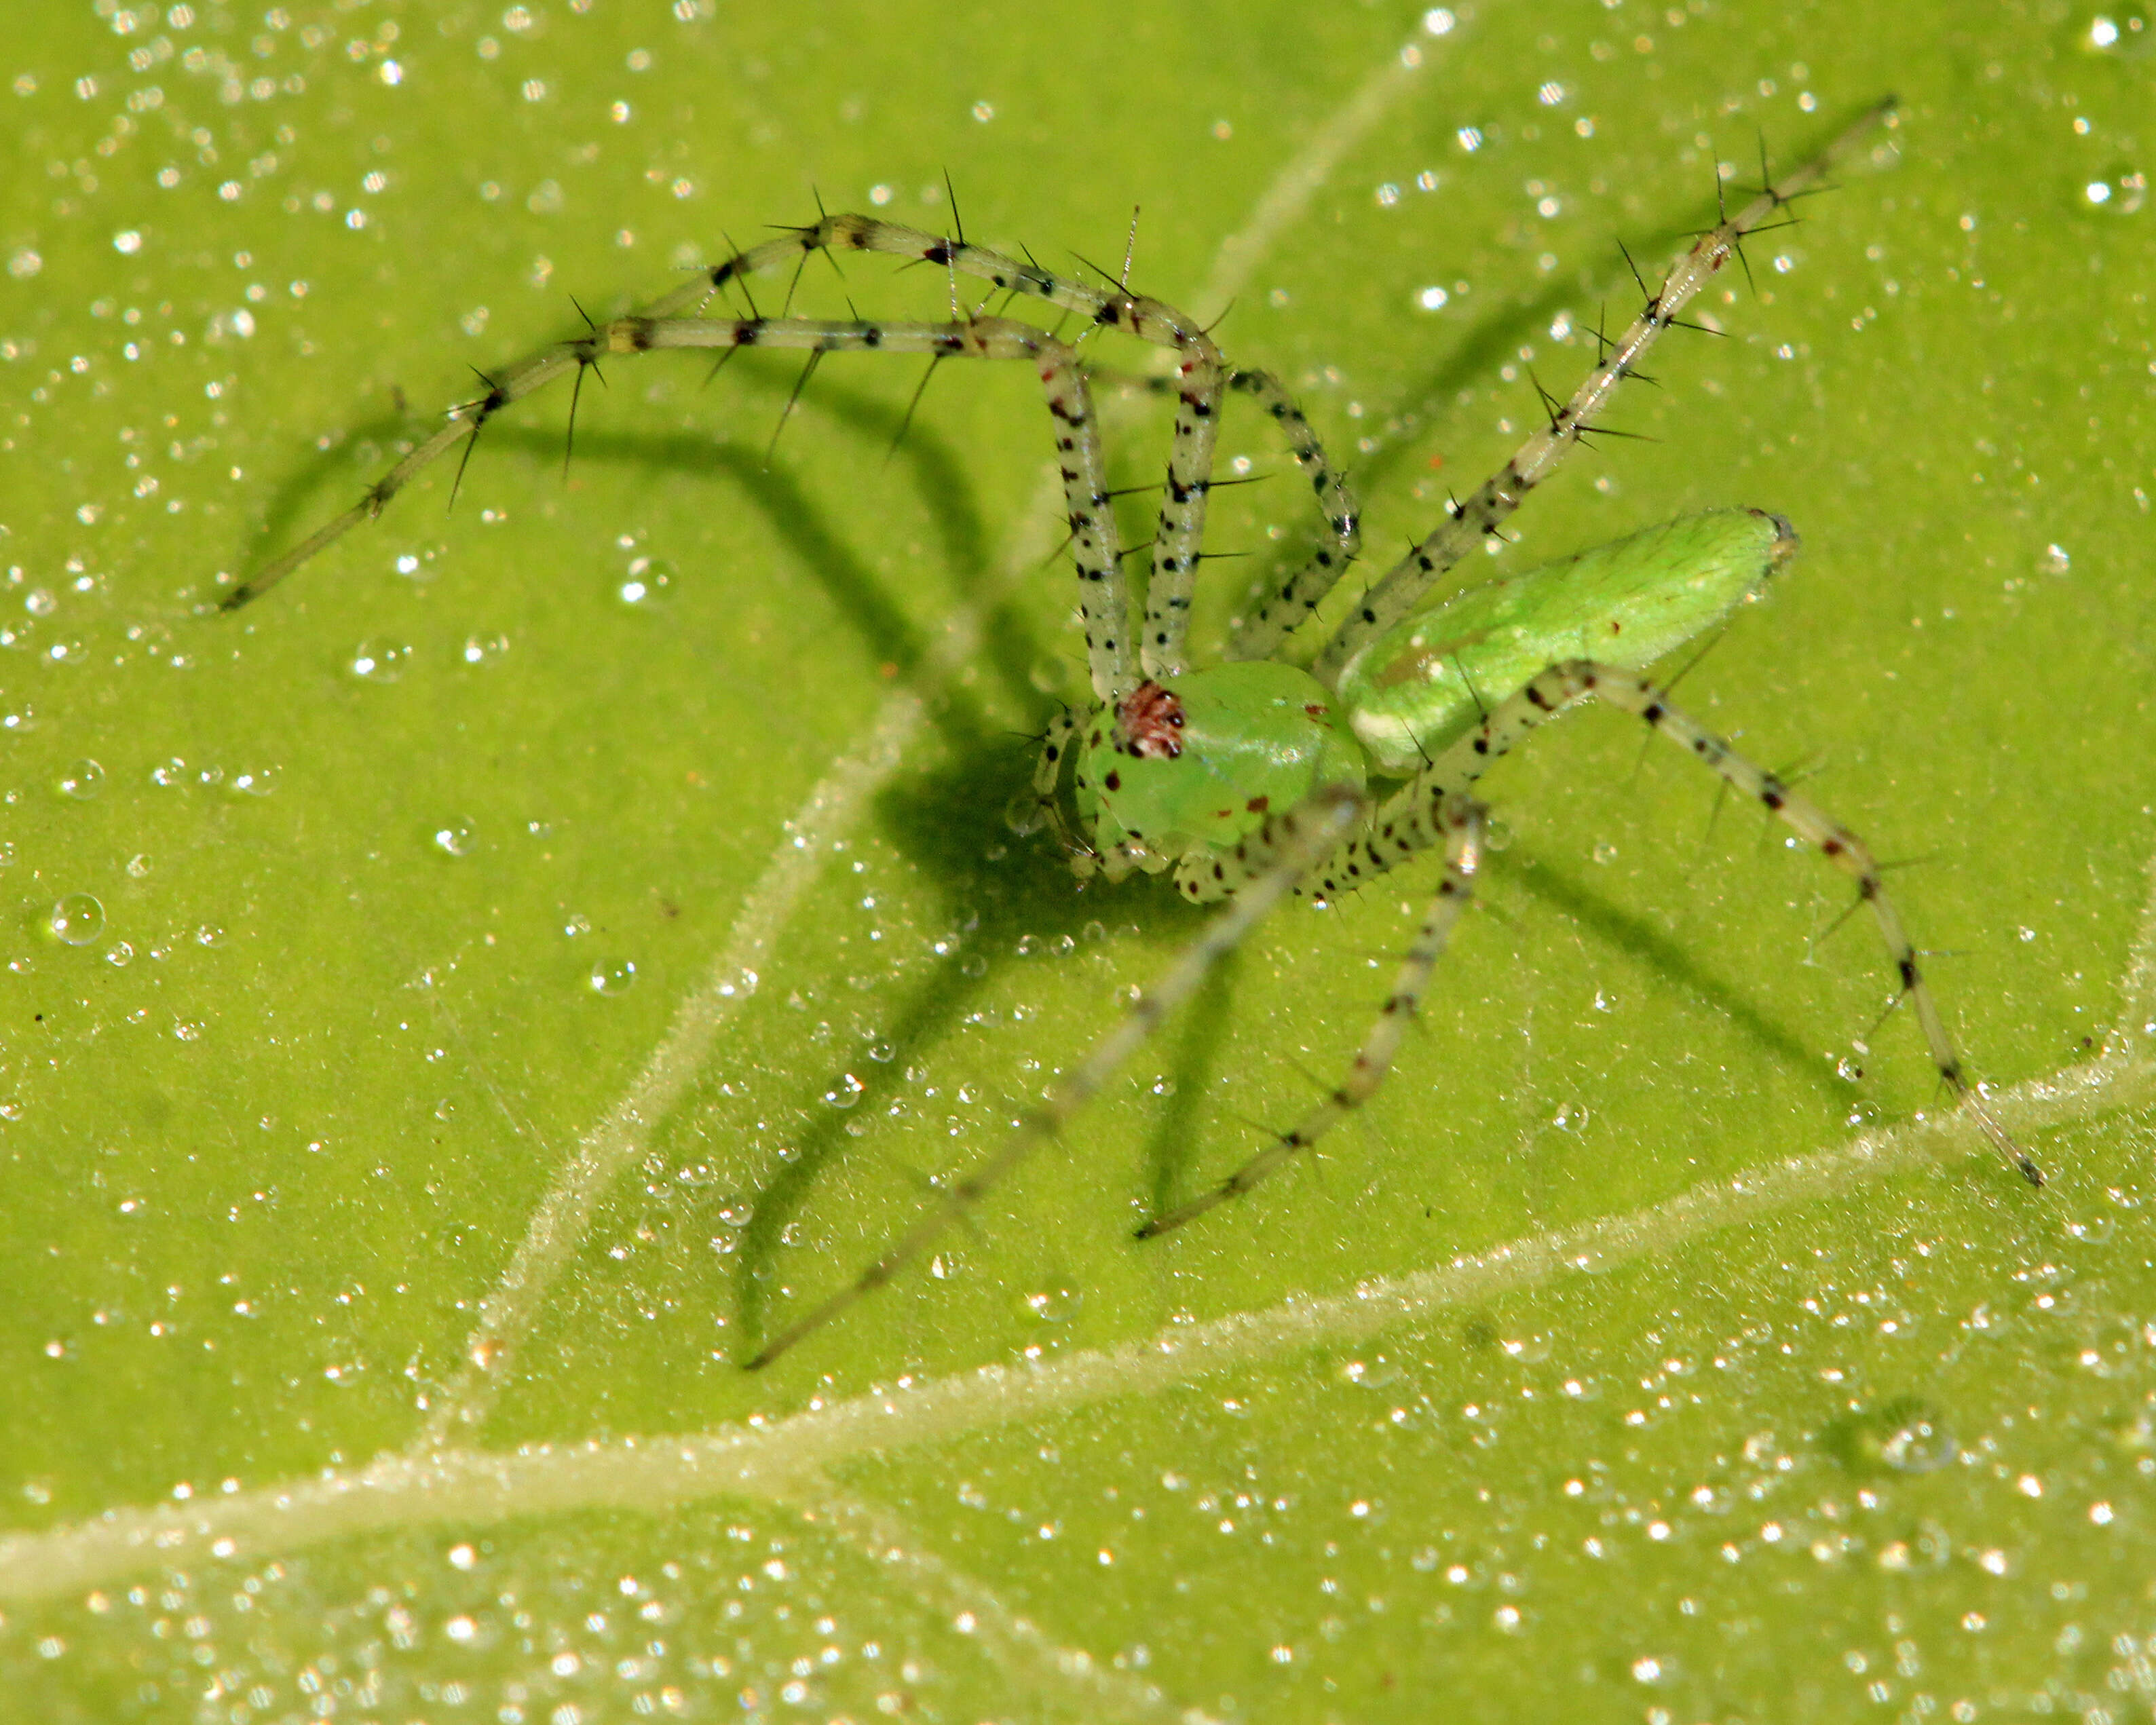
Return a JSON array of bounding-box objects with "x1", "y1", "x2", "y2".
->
[{"x1": 5, "y1": 1, "x2": 2155, "y2": 1718}]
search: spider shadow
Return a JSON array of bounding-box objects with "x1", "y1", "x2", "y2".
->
[
  {"x1": 1483, "y1": 837, "x2": 1846, "y2": 1108},
  {"x1": 718, "y1": 735, "x2": 1227, "y2": 1357},
  {"x1": 231, "y1": 353, "x2": 1057, "y2": 727}
]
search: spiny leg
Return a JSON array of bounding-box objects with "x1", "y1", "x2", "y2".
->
[
  {"x1": 1310, "y1": 97, "x2": 1897, "y2": 686},
  {"x1": 1009, "y1": 708, "x2": 1086, "y2": 850},
  {"x1": 1141, "y1": 795, "x2": 1483, "y2": 1237},
  {"x1": 223, "y1": 308, "x2": 1143, "y2": 698},
  {"x1": 742, "y1": 785, "x2": 1369, "y2": 1370},
  {"x1": 1219, "y1": 367, "x2": 1367, "y2": 661},
  {"x1": 704, "y1": 214, "x2": 1232, "y2": 681},
  {"x1": 1081, "y1": 362, "x2": 1364, "y2": 640},
  {"x1": 1353, "y1": 658, "x2": 2039, "y2": 1183},
  {"x1": 1136, "y1": 341, "x2": 1223, "y2": 681}
]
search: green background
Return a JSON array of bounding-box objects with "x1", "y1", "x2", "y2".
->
[{"x1": 4, "y1": 0, "x2": 2155, "y2": 1718}]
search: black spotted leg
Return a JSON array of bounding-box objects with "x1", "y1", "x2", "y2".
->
[
  {"x1": 1309, "y1": 98, "x2": 1899, "y2": 687},
  {"x1": 742, "y1": 785, "x2": 1369, "y2": 1369},
  {"x1": 1310, "y1": 660, "x2": 2040, "y2": 1186},
  {"x1": 1139, "y1": 793, "x2": 1484, "y2": 1237}
]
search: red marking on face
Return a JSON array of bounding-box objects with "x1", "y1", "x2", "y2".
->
[{"x1": 1116, "y1": 681, "x2": 1186, "y2": 759}]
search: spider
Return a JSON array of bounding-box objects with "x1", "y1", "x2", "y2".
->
[{"x1": 222, "y1": 95, "x2": 2036, "y2": 1371}]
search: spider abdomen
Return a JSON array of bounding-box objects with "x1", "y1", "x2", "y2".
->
[{"x1": 1336, "y1": 508, "x2": 1797, "y2": 774}]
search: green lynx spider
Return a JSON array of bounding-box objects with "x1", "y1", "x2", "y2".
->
[{"x1": 225, "y1": 96, "x2": 2037, "y2": 1370}]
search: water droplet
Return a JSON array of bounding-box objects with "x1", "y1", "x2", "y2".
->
[
  {"x1": 347, "y1": 639, "x2": 412, "y2": 682},
  {"x1": 1591, "y1": 839, "x2": 1617, "y2": 864},
  {"x1": 125, "y1": 854, "x2": 151, "y2": 878},
  {"x1": 588, "y1": 957, "x2": 637, "y2": 996},
  {"x1": 2087, "y1": 7, "x2": 2153, "y2": 58},
  {"x1": 104, "y1": 941, "x2": 133, "y2": 967},
  {"x1": 1832, "y1": 1397, "x2": 1958, "y2": 1474},
  {"x1": 460, "y1": 631, "x2": 510, "y2": 666},
  {"x1": 431, "y1": 816, "x2": 478, "y2": 858},
  {"x1": 45, "y1": 893, "x2": 105, "y2": 945},
  {"x1": 227, "y1": 765, "x2": 279, "y2": 797},
  {"x1": 824, "y1": 1072, "x2": 865, "y2": 1108},
  {"x1": 1022, "y1": 1281, "x2": 1080, "y2": 1324},
  {"x1": 1004, "y1": 789, "x2": 1046, "y2": 835},
  {"x1": 2081, "y1": 163, "x2": 2148, "y2": 214},
  {"x1": 56, "y1": 759, "x2": 104, "y2": 800},
  {"x1": 616, "y1": 555, "x2": 675, "y2": 609}
]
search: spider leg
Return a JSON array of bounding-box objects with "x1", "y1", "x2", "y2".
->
[
  {"x1": 742, "y1": 785, "x2": 1369, "y2": 1370},
  {"x1": 1338, "y1": 657, "x2": 2037, "y2": 1183},
  {"x1": 1541, "y1": 661, "x2": 2037, "y2": 1184},
  {"x1": 225, "y1": 308, "x2": 1143, "y2": 700},
  {"x1": 1310, "y1": 97, "x2": 1897, "y2": 687},
  {"x1": 1219, "y1": 366, "x2": 1365, "y2": 662},
  {"x1": 1008, "y1": 708, "x2": 1084, "y2": 852},
  {"x1": 1141, "y1": 795, "x2": 1483, "y2": 1236},
  {"x1": 701, "y1": 214, "x2": 1235, "y2": 683},
  {"x1": 1079, "y1": 360, "x2": 1361, "y2": 626}
]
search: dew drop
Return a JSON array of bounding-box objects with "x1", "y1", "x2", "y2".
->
[
  {"x1": 431, "y1": 816, "x2": 478, "y2": 858},
  {"x1": 227, "y1": 765, "x2": 279, "y2": 797},
  {"x1": 1022, "y1": 1281, "x2": 1080, "y2": 1324},
  {"x1": 56, "y1": 759, "x2": 105, "y2": 800},
  {"x1": 46, "y1": 893, "x2": 105, "y2": 946},
  {"x1": 1836, "y1": 1397, "x2": 1958, "y2": 1474},
  {"x1": 2087, "y1": 7, "x2": 2153, "y2": 58},
  {"x1": 588, "y1": 957, "x2": 637, "y2": 996},
  {"x1": 347, "y1": 639, "x2": 412, "y2": 682},
  {"x1": 2081, "y1": 164, "x2": 2148, "y2": 214},
  {"x1": 616, "y1": 555, "x2": 675, "y2": 608}
]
